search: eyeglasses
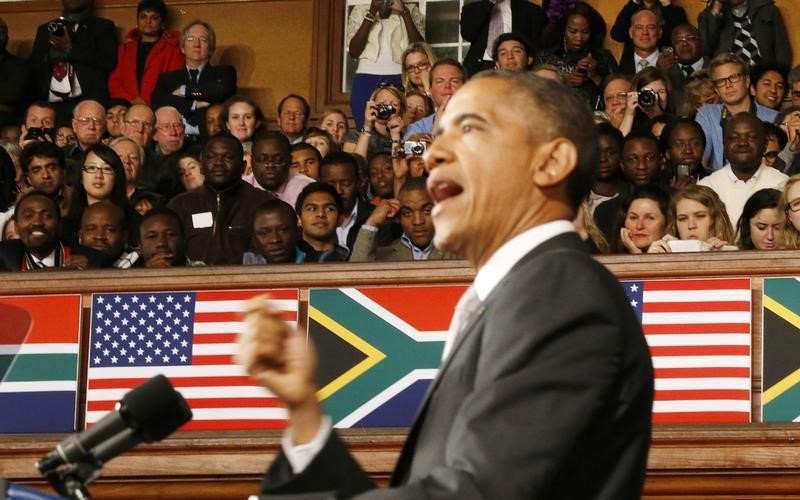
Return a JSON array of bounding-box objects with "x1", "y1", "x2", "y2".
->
[
  {"x1": 83, "y1": 165, "x2": 115, "y2": 176},
  {"x1": 787, "y1": 198, "x2": 800, "y2": 213},
  {"x1": 124, "y1": 119, "x2": 154, "y2": 130},
  {"x1": 156, "y1": 122, "x2": 185, "y2": 132},
  {"x1": 185, "y1": 35, "x2": 209, "y2": 44},
  {"x1": 404, "y1": 62, "x2": 430, "y2": 73},
  {"x1": 56, "y1": 133, "x2": 76, "y2": 143},
  {"x1": 712, "y1": 73, "x2": 743, "y2": 88},
  {"x1": 74, "y1": 117, "x2": 105, "y2": 127}
]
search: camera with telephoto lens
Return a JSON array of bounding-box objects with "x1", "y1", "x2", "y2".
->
[
  {"x1": 638, "y1": 89, "x2": 658, "y2": 108},
  {"x1": 375, "y1": 104, "x2": 396, "y2": 120},
  {"x1": 25, "y1": 127, "x2": 57, "y2": 142},
  {"x1": 403, "y1": 141, "x2": 427, "y2": 156},
  {"x1": 47, "y1": 17, "x2": 73, "y2": 37}
]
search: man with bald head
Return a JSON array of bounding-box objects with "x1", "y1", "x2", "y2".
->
[
  {"x1": 138, "y1": 105, "x2": 186, "y2": 198},
  {"x1": 699, "y1": 111, "x2": 788, "y2": 224},
  {"x1": 78, "y1": 200, "x2": 128, "y2": 260},
  {"x1": 240, "y1": 71, "x2": 654, "y2": 499}
]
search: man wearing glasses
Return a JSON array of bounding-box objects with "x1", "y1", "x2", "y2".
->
[
  {"x1": 664, "y1": 24, "x2": 707, "y2": 114},
  {"x1": 695, "y1": 53, "x2": 777, "y2": 172},
  {"x1": 66, "y1": 99, "x2": 106, "y2": 165},
  {"x1": 136, "y1": 106, "x2": 187, "y2": 199},
  {"x1": 151, "y1": 19, "x2": 237, "y2": 141}
]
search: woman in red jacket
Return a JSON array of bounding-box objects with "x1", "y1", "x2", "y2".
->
[{"x1": 108, "y1": 0, "x2": 184, "y2": 106}]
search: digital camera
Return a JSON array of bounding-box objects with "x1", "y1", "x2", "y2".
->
[
  {"x1": 375, "y1": 104, "x2": 396, "y2": 120},
  {"x1": 638, "y1": 89, "x2": 658, "y2": 108},
  {"x1": 47, "y1": 17, "x2": 73, "y2": 37},
  {"x1": 403, "y1": 141, "x2": 426, "y2": 156},
  {"x1": 25, "y1": 127, "x2": 57, "y2": 142}
]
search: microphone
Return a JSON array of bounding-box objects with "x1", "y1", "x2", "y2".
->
[{"x1": 37, "y1": 375, "x2": 192, "y2": 472}]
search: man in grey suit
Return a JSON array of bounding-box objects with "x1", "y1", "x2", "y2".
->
[
  {"x1": 350, "y1": 178, "x2": 451, "y2": 262},
  {"x1": 238, "y1": 70, "x2": 654, "y2": 499}
]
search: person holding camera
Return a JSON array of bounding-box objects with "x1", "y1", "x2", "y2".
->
[
  {"x1": 343, "y1": 83, "x2": 406, "y2": 164},
  {"x1": 28, "y1": 0, "x2": 117, "y2": 124},
  {"x1": 619, "y1": 67, "x2": 674, "y2": 136},
  {"x1": 347, "y1": 0, "x2": 424, "y2": 132}
]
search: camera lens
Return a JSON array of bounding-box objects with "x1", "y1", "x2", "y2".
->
[
  {"x1": 376, "y1": 104, "x2": 395, "y2": 120},
  {"x1": 411, "y1": 143, "x2": 425, "y2": 155},
  {"x1": 638, "y1": 89, "x2": 657, "y2": 108}
]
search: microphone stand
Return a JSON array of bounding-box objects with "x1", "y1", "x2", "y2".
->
[{"x1": 39, "y1": 459, "x2": 101, "y2": 500}]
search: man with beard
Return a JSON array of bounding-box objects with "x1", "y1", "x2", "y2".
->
[{"x1": 0, "y1": 191, "x2": 109, "y2": 271}]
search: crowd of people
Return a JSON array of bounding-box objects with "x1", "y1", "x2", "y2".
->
[{"x1": 0, "y1": 0, "x2": 797, "y2": 271}]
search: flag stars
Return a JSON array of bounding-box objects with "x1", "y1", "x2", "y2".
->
[
  {"x1": 149, "y1": 295, "x2": 156, "y2": 303},
  {"x1": 114, "y1": 295, "x2": 122, "y2": 303},
  {"x1": 147, "y1": 311, "x2": 155, "y2": 318},
  {"x1": 94, "y1": 341, "x2": 101, "y2": 349},
  {"x1": 147, "y1": 325, "x2": 154, "y2": 333},
  {"x1": 630, "y1": 284, "x2": 639, "y2": 292},
  {"x1": 121, "y1": 333, "x2": 128, "y2": 341},
  {"x1": 171, "y1": 347, "x2": 178, "y2": 355},
  {"x1": 181, "y1": 340, "x2": 188, "y2": 347},
  {"x1": 111, "y1": 341, "x2": 119, "y2": 348},
  {"x1": 630, "y1": 299, "x2": 638, "y2": 308},
  {"x1": 97, "y1": 296, "x2": 105, "y2": 304},
  {"x1": 113, "y1": 311, "x2": 120, "y2": 318},
  {"x1": 137, "y1": 348, "x2": 144, "y2": 356},
  {"x1": 162, "y1": 355, "x2": 169, "y2": 362},
  {"x1": 184, "y1": 295, "x2": 191, "y2": 302},
  {"x1": 182, "y1": 310, "x2": 190, "y2": 318},
  {"x1": 120, "y1": 348, "x2": 127, "y2": 356},
  {"x1": 146, "y1": 340, "x2": 153, "y2": 348},
  {"x1": 155, "y1": 333, "x2": 163, "y2": 340},
  {"x1": 96, "y1": 311, "x2": 103, "y2": 319},
  {"x1": 164, "y1": 340, "x2": 171, "y2": 348},
  {"x1": 132, "y1": 296, "x2": 139, "y2": 303},
  {"x1": 166, "y1": 295, "x2": 174, "y2": 303},
  {"x1": 145, "y1": 355, "x2": 152, "y2": 363},
  {"x1": 154, "y1": 348, "x2": 162, "y2": 355},
  {"x1": 128, "y1": 341, "x2": 136, "y2": 348},
  {"x1": 180, "y1": 355, "x2": 188, "y2": 363},
  {"x1": 111, "y1": 356, "x2": 118, "y2": 364},
  {"x1": 122, "y1": 303, "x2": 129, "y2": 311},
  {"x1": 112, "y1": 326, "x2": 119, "y2": 334},
  {"x1": 121, "y1": 318, "x2": 129, "y2": 326},
  {"x1": 95, "y1": 326, "x2": 103, "y2": 334},
  {"x1": 165, "y1": 311, "x2": 173, "y2": 318},
  {"x1": 165, "y1": 326, "x2": 172, "y2": 333},
  {"x1": 93, "y1": 356, "x2": 100, "y2": 364},
  {"x1": 128, "y1": 356, "x2": 135, "y2": 363},
  {"x1": 139, "y1": 303, "x2": 147, "y2": 311},
  {"x1": 103, "y1": 349, "x2": 110, "y2": 356},
  {"x1": 139, "y1": 318, "x2": 146, "y2": 326},
  {"x1": 104, "y1": 319, "x2": 112, "y2": 326},
  {"x1": 156, "y1": 318, "x2": 164, "y2": 325},
  {"x1": 157, "y1": 303, "x2": 165, "y2": 311},
  {"x1": 138, "y1": 333, "x2": 145, "y2": 341},
  {"x1": 105, "y1": 304, "x2": 112, "y2": 311},
  {"x1": 173, "y1": 333, "x2": 180, "y2": 340},
  {"x1": 181, "y1": 325, "x2": 189, "y2": 333},
  {"x1": 103, "y1": 333, "x2": 111, "y2": 341}
]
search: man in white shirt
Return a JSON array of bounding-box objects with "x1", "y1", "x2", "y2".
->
[
  {"x1": 238, "y1": 71, "x2": 654, "y2": 499},
  {"x1": 698, "y1": 111, "x2": 788, "y2": 225},
  {"x1": 621, "y1": 9, "x2": 661, "y2": 75}
]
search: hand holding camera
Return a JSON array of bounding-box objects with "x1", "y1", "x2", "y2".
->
[{"x1": 47, "y1": 17, "x2": 73, "y2": 52}]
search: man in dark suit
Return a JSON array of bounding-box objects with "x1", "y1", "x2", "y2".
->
[
  {"x1": 664, "y1": 24, "x2": 708, "y2": 114},
  {"x1": 28, "y1": 0, "x2": 117, "y2": 123},
  {"x1": 318, "y1": 151, "x2": 374, "y2": 254},
  {"x1": 0, "y1": 191, "x2": 109, "y2": 271},
  {"x1": 238, "y1": 71, "x2": 654, "y2": 499},
  {"x1": 460, "y1": 0, "x2": 543, "y2": 77},
  {"x1": 151, "y1": 19, "x2": 236, "y2": 140}
]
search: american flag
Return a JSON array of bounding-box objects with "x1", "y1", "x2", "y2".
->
[
  {"x1": 623, "y1": 278, "x2": 752, "y2": 424},
  {"x1": 86, "y1": 289, "x2": 298, "y2": 431}
]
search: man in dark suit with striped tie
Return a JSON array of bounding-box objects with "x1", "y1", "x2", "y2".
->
[{"x1": 151, "y1": 19, "x2": 236, "y2": 141}]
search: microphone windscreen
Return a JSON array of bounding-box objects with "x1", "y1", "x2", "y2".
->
[{"x1": 119, "y1": 374, "x2": 193, "y2": 442}]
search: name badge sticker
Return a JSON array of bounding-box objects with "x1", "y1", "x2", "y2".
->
[{"x1": 192, "y1": 211, "x2": 213, "y2": 228}]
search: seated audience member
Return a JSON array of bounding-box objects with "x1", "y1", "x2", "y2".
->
[
  {"x1": 775, "y1": 106, "x2": 800, "y2": 176},
  {"x1": 66, "y1": 99, "x2": 107, "y2": 166},
  {"x1": 493, "y1": 33, "x2": 533, "y2": 72},
  {"x1": 696, "y1": 53, "x2": 778, "y2": 172},
  {"x1": 763, "y1": 122, "x2": 787, "y2": 170},
  {"x1": 594, "y1": 129, "x2": 664, "y2": 240},
  {"x1": 779, "y1": 175, "x2": 800, "y2": 249},
  {"x1": 0, "y1": 126, "x2": 20, "y2": 145},
  {"x1": 176, "y1": 147, "x2": 203, "y2": 192},
  {"x1": 104, "y1": 99, "x2": 129, "y2": 140},
  {"x1": 367, "y1": 152, "x2": 394, "y2": 202},
  {"x1": 2, "y1": 218, "x2": 19, "y2": 240},
  {"x1": 401, "y1": 42, "x2": 436, "y2": 97},
  {"x1": 139, "y1": 106, "x2": 185, "y2": 198},
  {"x1": 648, "y1": 185, "x2": 735, "y2": 252},
  {"x1": 599, "y1": 74, "x2": 632, "y2": 131},
  {"x1": 110, "y1": 136, "x2": 144, "y2": 199},
  {"x1": 78, "y1": 200, "x2": 127, "y2": 261},
  {"x1": 698, "y1": 0, "x2": 791, "y2": 68},
  {"x1": 320, "y1": 151, "x2": 373, "y2": 252},
  {"x1": 168, "y1": 132, "x2": 273, "y2": 264},
  {"x1": 403, "y1": 60, "x2": 466, "y2": 139},
  {"x1": 205, "y1": 103, "x2": 223, "y2": 136},
  {"x1": 0, "y1": 18, "x2": 30, "y2": 127},
  {"x1": 108, "y1": 0, "x2": 184, "y2": 106},
  {"x1": 252, "y1": 132, "x2": 313, "y2": 208},
  {"x1": 276, "y1": 94, "x2": 310, "y2": 145},
  {"x1": 351, "y1": 177, "x2": 450, "y2": 261},
  {"x1": 750, "y1": 62, "x2": 788, "y2": 111},
  {"x1": 665, "y1": 24, "x2": 706, "y2": 114},
  {"x1": 536, "y1": 4, "x2": 619, "y2": 107},
  {"x1": 611, "y1": 0, "x2": 686, "y2": 74},
  {"x1": 304, "y1": 127, "x2": 339, "y2": 157},
  {"x1": 19, "y1": 141, "x2": 71, "y2": 219},
  {"x1": 28, "y1": 0, "x2": 117, "y2": 122},
  {"x1": 682, "y1": 70, "x2": 719, "y2": 118},
  {"x1": 220, "y1": 95, "x2": 266, "y2": 148},
  {"x1": 151, "y1": 19, "x2": 237, "y2": 139},
  {"x1": 0, "y1": 191, "x2": 110, "y2": 271},
  {"x1": 403, "y1": 89, "x2": 433, "y2": 127},
  {"x1": 574, "y1": 202, "x2": 611, "y2": 254},
  {"x1": 589, "y1": 123, "x2": 625, "y2": 214},
  {"x1": 344, "y1": 83, "x2": 406, "y2": 161},
  {"x1": 736, "y1": 188, "x2": 781, "y2": 249},
  {"x1": 121, "y1": 104, "x2": 156, "y2": 147},
  {"x1": 241, "y1": 199, "x2": 304, "y2": 264},
  {"x1": 138, "y1": 205, "x2": 200, "y2": 267},
  {"x1": 290, "y1": 142, "x2": 322, "y2": 180},
  {"x1": 613, "y1": 184, "x2": 671, "y2": 254},
  {"x1": 130, "y1": 189, "x2": 164, "y2": 216},
  {"x1": 661, "y1": 118, "x2": 706, "y2": 188},
  {"x1": 294, "y1": 181, "x2": 350, "y2": 262},
  {"x1": 698, "y1": 112, "x2": 788, "y2": 225},
  {"x1": 19, "y1": 102, "x2": 57, "y2": 148},
  {"x1": 55, "y1": 124, "x2": 77, "y2": 148},
  {"x1": 318, "y1": 109, "x2": 349, "y2": 147},
  {"x1": 620, "y1": 67, "x2": 674, "y2": 136}
]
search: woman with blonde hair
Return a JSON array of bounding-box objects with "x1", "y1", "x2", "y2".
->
[
  {"x1": 649, "y1": 185, "x2": 735, "y2": 252},
  {"x1": 401, "y1": 42, "x2": 436, "y2": 96},
  {"x1": 779, "y1": 174, "x2": 800, "y2": 249}
]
